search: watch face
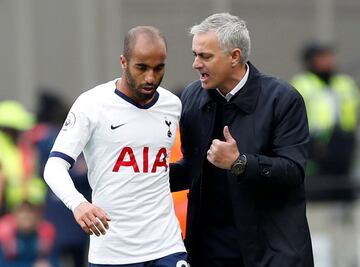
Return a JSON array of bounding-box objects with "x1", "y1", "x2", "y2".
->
[
  {"x1": 231, "y1": 155, "x2": 247, "y2": 175},
  {"x1": 233, "y1": 162, "x2": 244, "y2": 174}
]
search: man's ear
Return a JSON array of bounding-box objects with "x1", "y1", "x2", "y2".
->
[
  {"x1": 120, "y1": 55, "x2": 127, "y2": 69},
  {"x1": 231, "y1": 48, "x2": 242, "y2": 67}
]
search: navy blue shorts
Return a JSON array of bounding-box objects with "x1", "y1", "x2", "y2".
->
[{"x1": 89, "y1": 252, "x2": 188, "y2": 267}]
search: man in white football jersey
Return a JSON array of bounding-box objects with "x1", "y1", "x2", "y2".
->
[{"x1": 43, "y1": 26, "x2": 188, "y2": 267}]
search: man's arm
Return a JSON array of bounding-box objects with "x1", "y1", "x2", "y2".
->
[
  {"x1": 169, "y1": 87, "x2": 194, "y2": 192},
  {"x1": 44, "y1": 157, "x2": 110, "y2": 236},
  {"x1": 208, "y1": 88, "x2": 309, "y2": 188},
  {"x1": 170, "y1": 161, "x2": 190, "y2": 192}
]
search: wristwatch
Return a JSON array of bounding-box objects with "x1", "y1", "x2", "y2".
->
[{"x1": 230, "y1": 154, "x2": 247, "y2": 176}]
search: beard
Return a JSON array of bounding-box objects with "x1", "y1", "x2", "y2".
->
[{"x1": 125, "y1": 67, "x2": 163, "y2": 103}]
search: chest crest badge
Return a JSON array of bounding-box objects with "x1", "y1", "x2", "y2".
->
[{"x1": 165, "y1": 120, "x2": 172, "y2": 138}]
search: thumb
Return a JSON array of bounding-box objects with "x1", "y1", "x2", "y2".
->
[{"x1": 223, "y1": 126, "x2": 235, "y2": 143}]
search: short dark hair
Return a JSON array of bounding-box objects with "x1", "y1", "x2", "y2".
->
[
  {"x1": 301, "y1": 42, "x2": 334, "y2": 64},
  {"x1": 123, "y1": 26, "x2": 167, "y2": 59}
]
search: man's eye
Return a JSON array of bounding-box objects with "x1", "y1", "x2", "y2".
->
[
  {"x1": 136, "y1": 65, "x2": 147, "y2": 71},
  {"x1": 155, "y1": 66, "x2": 164, "y2": 72},
  {"x1": 194, "y1": 53, "x2": 211, "y2": 60}
]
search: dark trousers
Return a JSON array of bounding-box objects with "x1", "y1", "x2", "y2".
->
[{"x1": 196, "y1": 225, "x2": 245, "y2": 267}]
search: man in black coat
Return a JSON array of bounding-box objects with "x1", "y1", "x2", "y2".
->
[{"x1": 170, "y1": 13, "x2": 314, "y2": 267}]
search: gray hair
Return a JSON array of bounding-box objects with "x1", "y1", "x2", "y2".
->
[{"x1": 190, "y1": 13, "x2": 251, "y2": 64}]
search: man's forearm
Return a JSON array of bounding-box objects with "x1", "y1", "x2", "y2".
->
[{"x1": 44, "y1": 157, "x2": 88, "y2": 211}]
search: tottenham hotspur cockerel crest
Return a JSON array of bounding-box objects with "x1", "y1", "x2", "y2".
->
[{"x1": 165, "y1": 120, "x2": 172, "y2": 138}]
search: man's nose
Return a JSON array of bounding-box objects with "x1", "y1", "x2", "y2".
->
[
  {"x1": 145, "y1": 70, "x2": 155, "y2": 84},
  {"x1": 192, "y1": 57, "x2": 202, "y2": 69}
]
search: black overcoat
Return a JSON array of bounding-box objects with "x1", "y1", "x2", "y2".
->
[{"x1": 170, "y1": 62, "x2": 314, "y2": 267}]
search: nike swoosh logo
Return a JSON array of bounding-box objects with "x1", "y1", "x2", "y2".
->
[{"x1": 111, "y1": 123, "x2": 126, "y2": 130}]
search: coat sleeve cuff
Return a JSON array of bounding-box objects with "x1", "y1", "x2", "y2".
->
[{"x1": 238, "y1": 154, "x2": 274, "y2": 183}]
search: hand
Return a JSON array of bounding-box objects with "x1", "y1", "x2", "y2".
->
[
  {"x1": 74, "y1": 202, "x2": 111, "y2": 236},
  {"x1": 207, "y1": 126, "x2": 240, "y2": 169}
]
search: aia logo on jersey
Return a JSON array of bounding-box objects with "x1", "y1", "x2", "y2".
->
[
  {"x1": 165, "y1": 120, "x2": 172, "y2": 138},
  {"x1": 112, "y1": 146, "x2": 168, "y2": 173}
]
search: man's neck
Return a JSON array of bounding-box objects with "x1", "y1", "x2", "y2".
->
[{"x1": 218, "y1": 64, "x2": 247, "y2": 95}]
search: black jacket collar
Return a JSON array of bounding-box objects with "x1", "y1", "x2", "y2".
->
[{"x1": 199, "y1": 62, "x2": 261, "y2": 114}]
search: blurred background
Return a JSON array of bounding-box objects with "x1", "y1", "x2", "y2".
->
[
  {"x1": 1, "y1": 0, "x2": 360, "y2": 109},
  {"x1": 1, "y1": 0, "x2": 360, "y2": 266}
]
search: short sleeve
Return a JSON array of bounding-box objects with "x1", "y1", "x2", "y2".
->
[{"x1": 50, "y1": 93, "x2": 97, "y2": 167}]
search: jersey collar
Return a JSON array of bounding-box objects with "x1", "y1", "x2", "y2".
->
[{"x1": 114, "y1": 89, "x2": 159, "y2": 109}]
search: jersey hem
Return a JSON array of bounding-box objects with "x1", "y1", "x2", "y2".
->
[{"x1": 88, "y1": 246, "x2": 186, "y2": 265}]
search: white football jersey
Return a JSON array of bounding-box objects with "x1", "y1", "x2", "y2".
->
[{"x1": 50, "y1": 79, "x2": 186, "y2": 264}]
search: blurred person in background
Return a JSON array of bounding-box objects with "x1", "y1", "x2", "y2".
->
[
  {"x1": 0, "y1": 200, "x2": 58, "y2": 267},
  {"x1": 291, "y1": 42, "x2": 360, "y2": 201},
  {"x1": 170, "y1": 13, "x2": 313, "y2": 267},
  {"x1": 0, "y1": 100, "x2": 57, "y2": 266},
  {"x1": 31, "y1": 91, "x2": 90, "y2": 267},
  {"x1": 32, "y1": 91, "x2": 70, "y2": 175},
  {"x1": 291, "y1": 42, "x2": 360, "y2": 267},
  {"x1": 0, "y1": 101, "x2": 47, "y2": 214}
]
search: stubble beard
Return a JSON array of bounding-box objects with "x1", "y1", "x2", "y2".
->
[{"x1": 125, "y1": 67, "x2": 160, "y2": 103}]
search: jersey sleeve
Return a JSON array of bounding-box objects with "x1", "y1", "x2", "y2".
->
[
  {"x1": 44, "y1": 157, "x2": 88, "y2": 211},
  {"x1": 176, "y1": 96, "x2": 182, "y2": 122},
  {"x1": 50, "y1": 93, "x2": 97, "y2": 167}
]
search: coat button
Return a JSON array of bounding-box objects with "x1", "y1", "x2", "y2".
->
[{"x1": 262, "y1": 167, "x2": 271, "y2": 177}]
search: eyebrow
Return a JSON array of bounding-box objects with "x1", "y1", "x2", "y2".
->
[
  {"x1": 135, "y1": 63, "x2": 165, "y2": 68},
  {"x1": 193, "y1": 51, "x2": 212, "y2": 57}
]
